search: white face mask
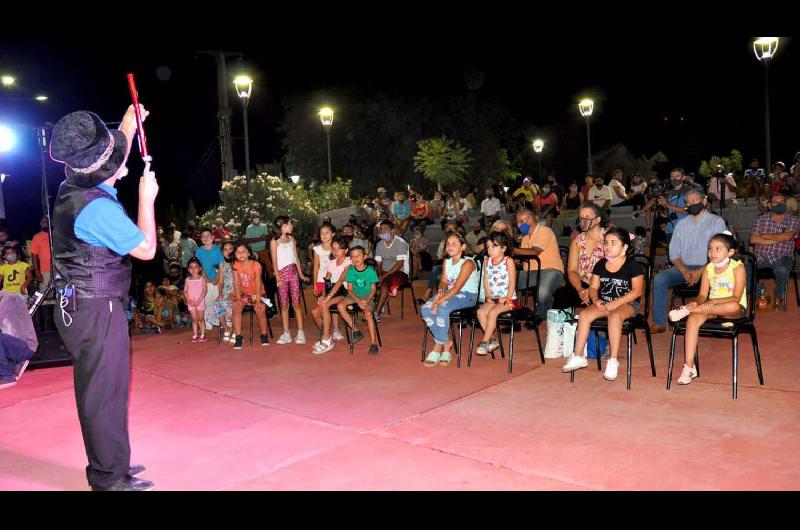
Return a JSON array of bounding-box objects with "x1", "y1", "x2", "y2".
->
[{"x1": 252, "y1": 218, "x2": 260, "y2": 225}]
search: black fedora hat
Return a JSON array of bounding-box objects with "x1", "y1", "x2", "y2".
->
[{"x1": 50, "y1": 111, "x2": 128, "y2": 188}]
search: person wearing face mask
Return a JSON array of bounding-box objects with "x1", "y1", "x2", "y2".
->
[
  {"x1": 750, "y1": 192, "x2": 800, "y2": 311},
  {"x1": 551, "y1": 204, "x2": 607, "y2": 310},
  {"x1": 587, "y1": 176, "x2": 613, "y2": 210},
  {"x1": 515, "y1": 209, "x2": 565, "y2": 319},
  {"x1": 655, "y1": 168, "x2": 702, "y2": 241},
  {"x1": 374, "y1": 219, "x2": 411, "y2": 321},
  {"x1": 649, "y1": 189, "x2": 727, "y2": 333},
  {"x1": 534, "y1": 183, "x2": 559, "y2": 226},
  {"x1": 0, "y1": 246, "x2": 33, "y2": 295},
  {"x1": 480, "y1": 187, "x2": 502, "y2": 221}
]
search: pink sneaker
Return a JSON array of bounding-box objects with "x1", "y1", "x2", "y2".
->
[
  {"x1": 190, "y1": 335, "x2": 199, "y2": 343},
  {"x1": 198, "y1": 336, "x2": 208, "y2": 343}
]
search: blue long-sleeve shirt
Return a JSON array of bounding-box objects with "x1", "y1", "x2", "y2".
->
[{"x1": 669, "y1": 211, "x2": 728, "y2": 267}]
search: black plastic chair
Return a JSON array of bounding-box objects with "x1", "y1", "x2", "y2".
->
[
  {"x1": 492, "y1": 255, "x2": 545, "y2": 373},
  {"x1": 384, "y1": 272, "x2": 419, "y2": 319},
  {"x1": 335, "y1": 302, "x2": 383, "y2": 355},
  {"x1": 218, "y1": 303, "x2": 272, "y2": 345},
  {"x1": 420, "y1": 257, "x2": 482, "y2": 368},
  {"x1": 569, "y1": 254, "x2": 655, "y2": 389},
  {"x1": 755, "y1": 248, "x2": 799, "y2": 311},
  {"x1": 666, "y1": 253, "x2": 763, "y2": 399}
]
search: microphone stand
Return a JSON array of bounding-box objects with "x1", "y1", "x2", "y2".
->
[{"x1": 28, "y1": 125, "x2": 56, "y2": 317}]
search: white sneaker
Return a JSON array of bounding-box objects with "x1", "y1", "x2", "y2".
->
[
  {"x1": 228, "y1": 335, "x2": 237, "y2": 344},
  {"x1": 677, "y1": 364, "x2": 698, "y2": 385},
  {"x1": 562, "y1": 355, "x2": 589, "y2": 372},
  {"x1": 669, "y1": 306, "x2": 691, "y2": 322},
  {"x1": 295, "y1": 331, "x2": 307, "y2": 344},
  {"x1": 331, "y1": 330, "x2": 346, "y2": 342},
  {"x1": 276, "y1": 331, "x2": 292, "y2": 345},
  {"x1": 604, "y1": 358, "x2": 619, "y2": 381}
]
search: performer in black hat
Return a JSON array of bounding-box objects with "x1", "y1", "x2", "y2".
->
[{"x1": 49, "y1": 105, "x2": 159, "y2": 491}]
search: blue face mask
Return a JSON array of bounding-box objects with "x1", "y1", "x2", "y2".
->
[
  {"x1": 380, "y1": 232, "x2": 392, "y2": 241},
  {"x1": 518, "y1": 223, "x2": 531, "y2": 235}
]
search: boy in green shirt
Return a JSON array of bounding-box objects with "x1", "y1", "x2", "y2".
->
[{"x1": 332, "y1": 246, "x2": 380, "y2": 355}]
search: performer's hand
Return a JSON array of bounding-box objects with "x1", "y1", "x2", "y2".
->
[
  {"x1": 140, "y1": 161, "x2": 159, "y2": 204},
  {"x1": 124, "y1": 104, "x2": 149, "y2": 125}
]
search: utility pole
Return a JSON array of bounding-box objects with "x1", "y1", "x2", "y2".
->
[{"x1": 198, "y1": 50, "x2": 242, "y2": 183}]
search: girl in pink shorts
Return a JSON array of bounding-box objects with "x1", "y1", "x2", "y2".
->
[
  {"x1": 183, "y1": 257, "x2": 208, "y2": 342},
  {"x1": 270, "y1": 216, "x2": 310, "y2": 345}
]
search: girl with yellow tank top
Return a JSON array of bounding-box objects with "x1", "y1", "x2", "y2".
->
[{"x1": 668, "y1": 232, "x2": 746, "y2": 385}]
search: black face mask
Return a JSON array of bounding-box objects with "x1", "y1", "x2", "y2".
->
[
  {"x1": 686, "y1": 203, "x2": 705, "y2": 216},
  {"x1": 671, "y1": 178, "x2": 683, "y2": 188},
  {"x1": 772, "y1": 203, "x2": 788, "y2": 215}
]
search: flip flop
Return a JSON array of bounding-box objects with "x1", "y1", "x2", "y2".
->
[
  {"x1": 438, "y1": 351, "x2": 452, "y2": 367},
  {"x1": 424, "y1": 351, "x2": 440, "y2": 367}
]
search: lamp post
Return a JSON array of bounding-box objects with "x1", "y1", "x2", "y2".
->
[
  {"x1": 532, "y1": 138, "x2": 544, "y2": 187},
  {"x1": 578, "y1": 99, "x2": 594, "y2": 176},
  {"x1": 753, "y1": 37, "x2": 779, "y2": 173},
  {"x1": 1, "y1": 75, "x2": 15, "y2": 87},
  {"x1": 319, "y1": 107, "x2": 334, "y2": 183},
  {"x1": 233, "y1": 75, "x2": 253, "y2": 197}
]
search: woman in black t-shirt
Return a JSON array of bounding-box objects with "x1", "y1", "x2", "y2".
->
[{"x1": 562, "y1": 227, "x2": 644, "y2": 382}]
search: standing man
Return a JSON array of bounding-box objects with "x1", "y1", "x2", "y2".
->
[
  {"x1": 242, "y1": 211, "x2": 272, "y2": 276},
  {"x1": 49, "y1": 106, "x2": 158, "y2": 491},
  {"x1": 750, "y1": 192, "x2": 799, "y2": 310},
  {"x1": 374, "y1": 220, "x2": 410, "y2": 321},
  {"x1": 650, "y1": 189, "x2": 727, "y2": 333},
  {"x1": 30, "y1": 217, "x2": 52, "y2": 292}
]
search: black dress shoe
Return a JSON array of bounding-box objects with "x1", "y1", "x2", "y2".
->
[
  {"x1": 128, "y1": 464, "x2": 146, "y2": 476},
  {"x1": 92, "y1": 475, "x2": 154, "y2": 491}
]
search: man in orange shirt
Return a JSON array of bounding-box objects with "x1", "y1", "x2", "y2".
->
[
  {"x1": 514, "y1": 209, "x2": 565, "y2": 318},
  {"x1": 30, "y1": 217, "x2": 52, "y2": 291}
]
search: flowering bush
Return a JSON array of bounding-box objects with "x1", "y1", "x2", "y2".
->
[
  {"x1": 197, "y1": 174, "x2": 355, "y2": 249},
  {"x1": 197, "y1": 174, "x2": 322, "y2": 249}
]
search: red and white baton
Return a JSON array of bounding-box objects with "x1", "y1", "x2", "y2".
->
[{"x1": 126, "y1": 73, "x2": 151, "y2": 162}]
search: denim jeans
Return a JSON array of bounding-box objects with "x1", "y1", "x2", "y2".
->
[
  {"x1": 421, "y1": 291, "x2": 478, "y2": 344},
  {"x1": 653, "y1": 265, "x2": 703, "y2": 326},
  {"x1": 758, "y1": 255, "x2": 793, "y2": 300},
  {"x1": 517, "y1": 269, "x2": 564, "y2": 318}
]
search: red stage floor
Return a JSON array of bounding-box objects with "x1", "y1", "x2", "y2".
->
[{"x1": 2, "y1": 283, "x2": 799, "y2": 490}]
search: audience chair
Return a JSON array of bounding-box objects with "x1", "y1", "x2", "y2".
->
[{"x1": 666, "y1": 253, "x2": 763, "y2": 399}]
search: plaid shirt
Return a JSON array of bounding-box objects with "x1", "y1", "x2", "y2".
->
[{"x1": 753, "y1": 213, "x2": 800, "y2": 265}]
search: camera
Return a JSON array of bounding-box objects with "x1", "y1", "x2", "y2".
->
[{"x1": 713, "y1": 165, "x2": 726, "y2": 179}]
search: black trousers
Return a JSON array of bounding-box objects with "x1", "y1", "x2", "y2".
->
[{"x1": 55, "y1": 297, "x2": 131, "y2": 489}]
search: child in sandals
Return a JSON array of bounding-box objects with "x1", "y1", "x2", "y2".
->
[
  {"x1": 421, "y1": 231, "x2": 480, "y2": 367},
  {"x1": 476, "y1": 232, "x2": 519, "y2": 356}
]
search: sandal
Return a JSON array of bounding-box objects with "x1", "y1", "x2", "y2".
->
[
  {"x1": 438, "y1": 351, "x2": 452, "y2": 367},
  {"x1": 424, "y1": 351, "x2": 440, "y2": 367}
]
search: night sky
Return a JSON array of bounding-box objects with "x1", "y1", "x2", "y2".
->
[{"x1": 1, "y1": 18, "x2": 797, "y2": 242}]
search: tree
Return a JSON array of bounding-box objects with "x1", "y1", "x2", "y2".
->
[
  {"x1": 495, "y1": 148, "x2": 522, "y2": 185},
  {"x1": 185, "y1": 199, "x2": 197, "y2": 227},
  {"x1": 698, "y1": 149, "x2": 743, "y2": 179},
  {"x1": 413, "y1": 136, "x2": 473, "y2": 192}
]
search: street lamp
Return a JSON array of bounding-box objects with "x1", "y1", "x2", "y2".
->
[
  {"x1": 319, "y1": 107, "x2": 334, "y2": 183},
  {"x1": 290, "y1": 174, "x2": 301, "y2": 185},
  {"x1": 753, "y1": 37, "x2": 779, "y2": 173},
  {"x1": 578, "y1": 98, "x2": 594, "y2": 176},
  {"x1": 532, "y1": 138, "x2": 544, "y2": 187},
  {"x1": 34, "y1": 95, "x2": 48, "y2": 102},
  {"x1": 1, "y1": 75, "x2": 14, "y2": 87},
  {"x1": 233, "y1": 74, "x2": 253, "y2": 197}
]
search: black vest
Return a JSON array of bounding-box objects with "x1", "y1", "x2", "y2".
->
[{"x1": 52, "y1": 181, "x2": 132, "y2": 298}]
